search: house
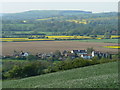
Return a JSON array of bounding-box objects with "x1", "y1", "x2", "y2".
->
[
  {"x1": 64, "y1": 52, "x2": 76, "y2": 59},
  {"x1": 71, "y1": 50, "x2": 87, "y2": 56},
  {"x1": 36, "y1": 53, "x2": 42, "y2": 58},
  {"x1": 62, "y1": 50, "x2": 68, "y2": 56},
  {"x1": 20, "y1": 51, "x2": 25, "y2": 56},
  {"x1": 70, "y1": 49, "x2": 111, "y2": 59},
  {"x1": 19, "y1": 51, "x2": 29, "y2": 57},
  {"x1": 36, "y1": 53, "x2": 55, "y2": 59},
  {"x1": 81, "y1": 54, "x2": 92, "y2": 59},
  {"x1": 92, "y1": 51, "x2": 110, "y2": 58},
  {"x1": 23, "y1": 52, "x2": 29, "y2": 56}
]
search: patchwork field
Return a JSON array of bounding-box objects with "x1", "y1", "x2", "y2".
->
[
  {"x1": 2, "y1": 62, "x2": 118, "y2": 88},
  {"x1": 2, "y1": 41, "x2": 118, "y2": 55}
]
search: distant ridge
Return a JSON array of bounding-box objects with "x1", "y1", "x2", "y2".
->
[
  {"x1": 61, "y1": 10, "x2": 92, "y2": 13},
  {"x1": 2, "y1": 10, "x2": 92, "y2": 20}
]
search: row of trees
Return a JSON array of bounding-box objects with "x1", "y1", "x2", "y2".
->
[
  {"x1": 3, "y1": 61, "x2": 47, "y2": 79},
  {"x1": 2, "y1": 20, "x2": 118, "y2": 34},
  {"x1": 2, "y1": 56, "x2": 118, "y2": 79},
  {"x1": 47, "y1": 57, "x2": 117, "y2": 73}
]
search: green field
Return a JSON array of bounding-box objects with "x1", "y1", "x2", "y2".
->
[
  {"x1": 15, "y1": 31, "x2": 53, "y2": 35},
  {"x1": 2, "y1": 61, "x2": 118, "y2": 88},
  {"x1": 72, "y1": 39, "x2": 118, "y2": 43}
]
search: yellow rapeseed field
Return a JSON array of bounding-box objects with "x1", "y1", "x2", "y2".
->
[
  {"x1": 36, "y1": 17, "x2": 58, "y2": 21},
  {"x1": 0, "y1": 38, "x2": 28, "y2": 42},
  {"x1": 46, "y1": 36, "x2": 91, "y2": 39},
  {"x1": 0, "y1": 38, "x2": 54, "y2": 42},
  {"x1": 1, "y1": 35, "x2": 119, "y2": 42},
  {"x1": 0, "y1": 36, "x2": 92, "y2": 42},
  {"x1": 66, "y1": 19, "x2": 87, "y2": 24},
  {"x1": 111, "y1": 35, "x2": 120, "y2": 39},
  {"x1": 104, "y1": 46, "x2": 120, "y2": 49}
]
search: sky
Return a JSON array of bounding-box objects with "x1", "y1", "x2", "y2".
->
[{"x1": 0, "y1": 0, "x2": 119, "y2": 13}]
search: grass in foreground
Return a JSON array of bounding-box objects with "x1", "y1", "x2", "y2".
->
[{"x1": 2, "y1": 62, "x2": 118, "y2": 88}]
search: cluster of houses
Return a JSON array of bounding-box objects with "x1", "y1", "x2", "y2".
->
[
  {"x1": 13, "y1": 51, "x2": 29, "y2": 57},
  {"x1": 2, "y1": 49, "x2": 112, "y2": 60},
  {"x1": 67, "y1": 50, "x2": 111, "y2": 59},
  {"x1": 37, "y1": 50, "x2": 112, "y2": 59}
]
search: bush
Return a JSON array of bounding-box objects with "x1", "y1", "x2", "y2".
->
[
  {"x1": 22, "y1": 63, "x2": 38, "y2": 77},
  {"x1": 91, "y1": 56, "x2": 100, "y2": 64},
  {"x1": 6, "y1": 65, "x2": 23, "y2": 78},
  {"x1": 4, "y1": 61, "x2": 47, "y2": 79},
  {"x1": 22, "y1": 61, "x2": 47, "y2": 77},
  {"x1": 72, "y1": 58, "x2": 82, "y2": 68},
  {"x1": 15, "y1": 56, "x2": 26, "y2": 60},
  {"x1": 99, "y1": 58, "x2": 111, "y2": 64},
  {"x1": 62, "y1": 60, "x2": 73, "y2": 70},
  {"x1": 87, "y1": 47, "x2": 94, "y2": 54},
  {"x1": 53, "y1": 50, "x2": 62, "y2": 58},
  {"x1": 48, "y1": 58, "x2": 94, "y2": 73},
  {"x1": 26, "y1": 55, "x2": 37, "y2": 60},
  {"x1": 73, "y1": 58, "x2": 89, "y2": 67}
]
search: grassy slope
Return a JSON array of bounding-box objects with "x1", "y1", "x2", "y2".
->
[{"x1": 2, "y1": 62, "x2": 118, "y2": 88}]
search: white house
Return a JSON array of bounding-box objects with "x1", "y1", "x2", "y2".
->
[
  {"x1": 71, "y1": 50, "x2": 87, "y2": 55},
  {"x1": 23, "y1": 52, "x2": 29, "y2": 57},
  {"x1": 81, "y1": 54, "x2": 92, "y2": 59}
]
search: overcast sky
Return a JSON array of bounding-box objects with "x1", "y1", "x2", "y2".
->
[{"x1": 0, "y1": 1, "x2": 118, "y2": 13}]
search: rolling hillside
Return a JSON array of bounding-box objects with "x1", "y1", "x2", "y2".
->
[
  {"x1": 2, "y1": 10, "x2": 92, "y2": 20},
  {"x1": 2, "y1": 10, "x2": 118, "y2": 37},
  {"x1": 2, "y1": 62, "x2": 118, "y2": 88}
]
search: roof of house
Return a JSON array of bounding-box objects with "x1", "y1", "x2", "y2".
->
[
  {"x1": 82, "y1": 54, "x2": 92, "y2": 56},
  {"x1": 65, "y1": 53, "x2": 75, "y2": 56},
  {"x1": 72, "y1": 50, "x2": 87, "y2": 53}
]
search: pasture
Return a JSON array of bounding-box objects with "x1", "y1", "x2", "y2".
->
[
  {"x1": 2, "y1": 62, "x2": 118, "y2": 88},
  {"x1": 73, "y1": 39, "x2": 118, "y2": 43},
  {"x1": 2, "y1": 41, "x2": 118, "y2": 56}
]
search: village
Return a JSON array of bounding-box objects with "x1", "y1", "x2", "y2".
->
[{"x1": 2, "y1": 48, "x2": 113, "y2": 60}]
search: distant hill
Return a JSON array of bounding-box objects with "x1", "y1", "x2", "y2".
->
[
  {"x1": 2, "y1": 10, "x2": 118, "y2": 20},
  {"x1": 2, "y1": 62, "x2": 118, "y2": 88},
  {"x1": 2, "y1": 10, "x2": 92, "y2": 20},
  {"x1": 2, "y1": 10, "x2": 118, "y2": 36}
]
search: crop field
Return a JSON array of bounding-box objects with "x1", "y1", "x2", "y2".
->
[
  {"x1": 66, "y1": 19, "x2": 88, "y2": 24},
  {"x1": 1, "y1": 35, "x2": 119, "y2": 42},
  {"x1": 73, "y1": 39, "x2": 118, "y2": 43},
  {"x1": 104, "y1": 45, "x2": 120, "y2": 49},
  {"x1": 2, "y1": 41, "x2": 118, "y2": 55},
  {"x1": 0, "y1": 36, "x2": 91, "y2": 42},
  {"x1": 0, "y1": 38, "x2": 54, "y2": 42},
  {"x1": 2, "y1": 62, "x2": 118, "y2": 88},
  {"x1": 46, "y1": 36, "x2": 91, "y2": 39}
]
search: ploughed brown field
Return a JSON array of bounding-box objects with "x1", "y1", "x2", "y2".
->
[{"x1": 2, "y1": 41, "x2": 118, "y2": 55}]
